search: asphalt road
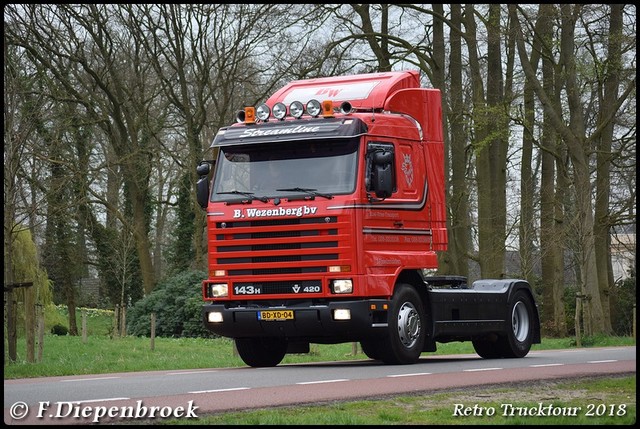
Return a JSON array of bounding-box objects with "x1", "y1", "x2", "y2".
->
[{"x1": 4, "y1": 346, "x2": 636, "y2": 425}]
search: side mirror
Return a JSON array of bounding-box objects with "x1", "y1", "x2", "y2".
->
[
  {"x1": 196, "y1": 163, "x2": 210, "y2": 176},
  {"x1": 373, "y1": 150, "x2": 393, "y2": 166},
  {"x1": 196, "y1": 176, "x2": 210, "y2": 209},
  {"x1": 196, "y1": 162, "x2": 212, "y2": 210},
  {"x1": 371, "y1": 151, "x2": 393, "y2": 199}
]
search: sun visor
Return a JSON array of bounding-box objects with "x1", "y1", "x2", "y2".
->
[{"x1": 211, "y1": 118, "x2": 368, "y2": 147}]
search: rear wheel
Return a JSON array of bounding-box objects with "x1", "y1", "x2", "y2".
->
[
  {"x1": 235, "y1": 337, "x2": 287, "y2": 367},
  {"x1": 472, "y1": 289, "x2": 535, "y2": 359},
  {"x1": 499, "y1": 290, "x2": 534, "y2": 358},
  {"x1": 472, "y1": 335, "x2": 503, "y2": 359},
  {"x1": 377, "y1": 283, "x2": 425, "y2": 365}
]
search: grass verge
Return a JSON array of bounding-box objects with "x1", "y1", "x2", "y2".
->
[{"x1": 137, "y1": 374, "x2": 635, "y2": 425}]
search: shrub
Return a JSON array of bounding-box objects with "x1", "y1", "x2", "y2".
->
[
  {"x1": 127, "y1": 269, "x2": 216, "y2": 338},
  {"x1": 610, "y1": 274, "x2": 636, "y2": 336},
  {"x1": 51, "y1": 324, "x2": 68, "y2": 336}
]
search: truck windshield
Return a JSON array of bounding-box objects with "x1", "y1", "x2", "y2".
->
[{"x1": 211, "y1": 139, "x2": 359, "y2": 202}]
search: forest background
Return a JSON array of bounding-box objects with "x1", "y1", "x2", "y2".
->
[{"x1": 4, "y1": 4, "x2": 636, "y2": 361}]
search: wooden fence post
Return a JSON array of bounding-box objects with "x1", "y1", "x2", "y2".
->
[
  {"x1": 82, "y1": 309, "x2": 87, "y2": 344},
  {"x1": 113, "y1": 304, "x2": 120, "y2": 338},
  {"x1": 150, "y1": 313, "x2": 156, "y2": 351},
  {"x1": 25, "y1": 284, "x2": 36, "y2": 363},
  {"x1": 36, "y1": 304, "x2": 45, "y2": 362},
  {"x1": 120, "y1": 306, "x2": 126, "y2": 337},
  {"x1": 575, "y1": 293, "x2": 582, "y2": 348}
]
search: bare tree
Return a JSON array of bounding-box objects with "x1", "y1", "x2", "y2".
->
[
  {"x1": 593, "y1": 4, "x2": 624, "y2": 333},
  {"x1": 6, "y1": 4, "x2": 167, "y2": 295},
  {"x1": 511, "y1": 4, "x2": 635, "y2": 334},
  {"x1": 5, "y1": 4, "x2": 635, "y2": 339},
  {"x1": 4, "y1": 38, "x2": 57, "y2": 357},
  {"x1": 464, "y1": 4, "x2": 510, "y2": 278},
  {"x1": 442, "y1": 4, "x2": 471, "y2": 277}
]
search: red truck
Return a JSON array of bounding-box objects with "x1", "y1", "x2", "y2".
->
[{"x1": 196, "y1": 70, "x2": 540, "y2": 367}]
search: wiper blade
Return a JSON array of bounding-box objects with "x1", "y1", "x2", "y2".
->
[
  {"x1": 217, "y1": 190, "x2": 269, "y2": 203},
  {"x1": 276, "y1": 187, "x2": 333, "y2": 200}
]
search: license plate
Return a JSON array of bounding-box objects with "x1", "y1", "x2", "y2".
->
[{"x1": 258, "y1": 310, "x2": 294, "y2": 321}]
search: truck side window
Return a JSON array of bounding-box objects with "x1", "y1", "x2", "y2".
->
[{"x1": 366, "y1": 142, "x2": 396, "y2": 198}]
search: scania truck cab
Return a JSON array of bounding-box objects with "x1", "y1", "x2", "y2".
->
[{"x1": 196, "y1": 70, "x2": 540, "y2": 367}]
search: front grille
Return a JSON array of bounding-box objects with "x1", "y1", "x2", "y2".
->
[{"x1": 212, "y1": 216, "x2": 346, "y2": 277}]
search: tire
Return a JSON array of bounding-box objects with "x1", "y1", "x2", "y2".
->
[
  {"x1": 377, "y1": 283, "x2": 426, "y2": 365},
  {"x1": 360, "y1": 340, "x2": 383, "y2": 360},
  {"x1": 472, "y1": 336, "x2": 503, "y2": 359},
  {"x1": 472, "y1": 290, "x2": 535, "y2": 359},
  {"x1": 499, "y1": 289, "x2": 535, "y2": 358},
  {"x1": 235, "y1": 337, "x2": 287, "y2": 367}
]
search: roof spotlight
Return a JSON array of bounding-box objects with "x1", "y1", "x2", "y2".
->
[
  {"x1": 272, "y1": 102, "x2": 287, "y2": 120},
  {"x1": 289, "y1": 101, "x2": 304, "y2": 119},
  {"x1": 256, "y1": 103, "x2": 270, "y2": 121},
  {"x1": 306, "y1": 99, "x2": 322, "y2": 117}
]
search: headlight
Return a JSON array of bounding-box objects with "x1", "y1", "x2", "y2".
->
[
  {"x1": 331, "y1": 279, "x2": 353, "y2": 294},
  {"x1": 333, "y1": 309, "x2": 351, "y2": 320},
  {"x1": 207, "y1": 312, "x2": 224, "y2": 323},
  {"x1": 210, "y1": 283, "x2": 228, "y2": 298}
]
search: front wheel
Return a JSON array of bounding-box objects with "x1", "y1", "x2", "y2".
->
[
  {"x1": 377, "y1": 283, "x2": 426, "y2": 365},
  {"x1": 360, "y1": 339, "x2": 383, "y2": 361},
  {"x1": 235, "y1": 337, "x2": 287, "y2": 367}
]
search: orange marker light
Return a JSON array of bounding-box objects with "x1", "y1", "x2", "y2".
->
[
  {"x1": 322, "y1": 100, "x2": 334, "y2": 117},
  {"x1": 244, "y1": 107, "x2": 256, "y2": 124}
]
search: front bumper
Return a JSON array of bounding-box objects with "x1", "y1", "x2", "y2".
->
[{"x1": 202, "y1": 299, "x2": 390, "y2": 342}]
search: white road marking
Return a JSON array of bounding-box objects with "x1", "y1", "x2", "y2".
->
[
  {"x1": 463, "y1": 367, "x2": 502, "y2": 372},
  {"x1": 71, "y1": 397, "x2": 130, "y2": 403},
  {"x1": 296, "y1": 379, "x2": 349, "y2": 385},
  {"x1": 530, "y1": 363, "x2": 564, "y2": 367},
  {"x1": 167, "y1": 370, "x2": 218, "y2": 375},
  {"x1": 60, "y1": 377, "x2": 120, "y2": 382},
  {"x1": 190, "y1": 387, "x2": 250, "y2": 394},
  {"x1": 387, "y1": 372, "x2": 432, "y2": 377}
]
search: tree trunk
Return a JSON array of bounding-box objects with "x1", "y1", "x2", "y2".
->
[
  {"x1": 444, "y1": 4, "x2": 470, "y2": 278},
  {"x1": 467, "y1": 4, "x2": 507, "y2": 278},
  {"x1": 518, "y1": 5, "x2": 542, "y2": 290},
  {"x1": 512, "y1": 4, "x2": 610, "y2": 335},
  {"x1": 593, "y1": 4, "x2": 623, "y2": 334},
  {"x1": 535, "y1": 3, "x2": 567, "y2": 336},
  {"x1": 557, "y1": 5, "x2": 607, "y2": 334}
]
